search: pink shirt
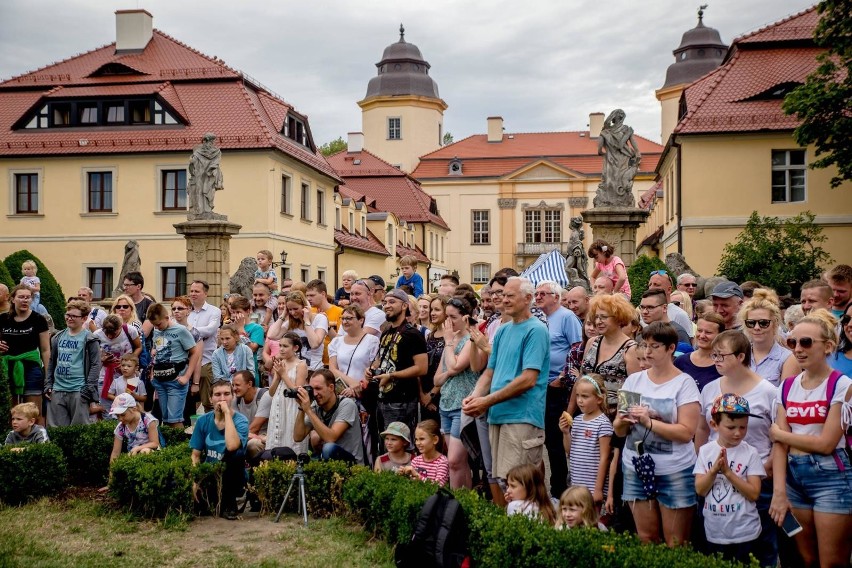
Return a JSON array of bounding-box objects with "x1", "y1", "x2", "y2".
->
[
  {"x1": 411, "y1": 453, "x2": 449, "y2": 485},
  {"x1": 595, "y1": 256, "x2": 631, "y2": 296}
]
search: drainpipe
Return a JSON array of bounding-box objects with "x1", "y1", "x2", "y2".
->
[
  {"x1": 675, "y1": 137, "x2": 683, "y2": 255},
  {"x1": 334, "y1": 243, "x2": 344, "y2": 288}
]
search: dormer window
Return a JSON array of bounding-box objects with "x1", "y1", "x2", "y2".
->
[
  {"x1": 283, "y1": 113, "x2": 315, "y2": 150},
  {"x1": 19, "y1": 97, "x2": 180, "y2": 129},
  {"x1": 449, "y1": 158, "x2": 462, "y2": 176}
]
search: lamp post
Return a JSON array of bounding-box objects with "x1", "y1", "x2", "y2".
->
[{"x1": 272, "y1": 249, "x2": 288, "y2": 288}]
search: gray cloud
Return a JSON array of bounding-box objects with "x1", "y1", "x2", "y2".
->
[{"x1": 0, "y1": 0, "x2": 812, "y2": 145}]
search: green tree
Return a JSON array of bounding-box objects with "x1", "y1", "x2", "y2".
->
[
  {"x1": 442, "y1": 131, "x2": 454, "y2": 146},
  {"x1": 0, "y1": 261, "x2": 13, "y2": 289},
  {"x1": 3, "y1": 250, "x2": 66, "y2": 329},
  {"x1": 626, "y1": 255, "x2": 668, "y2": 306},
  {"x1": 783, "y1": 0, "x2": 852, "y2": 188},
  {"x1": 717, "y1": 211, "x2": 831, "y2": 295},
  {"x1": 319, "y1": 137, "x2": 347, "y2": 156}
]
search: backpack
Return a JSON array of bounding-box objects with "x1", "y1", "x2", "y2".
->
[
  {"x1": 121, "y1": 324, "x2": 151, "y2": 369},
  {"x1": 394, "y1": 487, "x2": 468, "y2": 568},
  {"x1": 781, "y1": 369, "x2": 852, "y2": 467},
  {"x1": 121, "y1": 412, "x2": 167, "y2": 453}
]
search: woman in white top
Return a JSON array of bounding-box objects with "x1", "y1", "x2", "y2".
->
[
  {"x1": 739, "y1": 290, "x2": 798, "y2": 387},
  {"x1": 613, "y1": 321, "x2": 700, "y2": 547},
  {"x1": 769, "y1": 310, "x2": 852, "y2": 568},
  {"x1": 328, "y1": 304, "x2": 379, "y2": 398}
]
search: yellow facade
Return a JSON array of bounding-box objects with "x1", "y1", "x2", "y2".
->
[
  {"x1": 643, "y1": 133, "x2": 852, "y2": 276},
  {"x1": 359, "y1": 95, "x2": 446, "y2": 174},
  {"x1": 1, "y1": 150, "x2": 342, "y2": 299}
]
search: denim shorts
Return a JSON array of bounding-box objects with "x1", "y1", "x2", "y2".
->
[
  {"x1": 785, "y1": 451, "x2": 852, "y2": 515},
  {"x1": 439, "y1": 408, "x2": 462, "y2": 438},
  {"x1": 23, "y1": 363, "x2": 45, "y2": 396},
  {"x1": 152, "y1": 378, "x2": 189, "y2": 424},
  {"x1": 622, "y1": 463, "x2": 697, "y2": 509}
]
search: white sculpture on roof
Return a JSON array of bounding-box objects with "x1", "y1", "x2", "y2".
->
[{"x1": 188, "y1": 132, "x2": 226, "y2": 221}]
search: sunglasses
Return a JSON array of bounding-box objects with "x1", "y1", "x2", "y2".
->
[
  {"x1": 115, "y1": 305, "x2": 131, "y2": 310},
  {"x1": 681, "y1": 283, "x2": 697, "y2": 288},
  {"x1": 785, "y1": 337, "x2": 826, "y2": 349},
  {"x1": 744, "y1": 319, "x2": 772, "y2": 329},
  {"x1": 842, "y1": 315, "x2": 852, "y2": 326},
  {"x1": 171, "y1": 307, "x2": 188, "y2": 311},
  {"x1": 649, "y1": 270, "x2": 668, "y2": 277},
  {"x1": 671, "y1": 301, "x2": 682, "y2": 307}
]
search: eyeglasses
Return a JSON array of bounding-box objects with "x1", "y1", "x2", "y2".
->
[
  {"x1": 681, "y1": 283, "x2": 697, "y2": 288},
  {"x1": 710, "y1": 352, "x2": 735, "y2": 362},
  {"x1": 122, "y1": 282, "x2": 139, "y2": 288},
  {"x1": 671, "y1": 301, "x2": 682, "y2": 307},
  {"x1": 491, "y1": 290, "x2": 504, "y2": 297},
  {"x1": 842, "y1": 315, "x2": 852, "y2": 327},
  {"x1": 786, "y1": 337, "x2": 826, "y2": 349},
  {"x1": 171, "y1": 307, "x2": 188, "y2": 312},
  {"x1": 64, "y1": 313, "x2": 83, "y2": 319},
  {"x1": 340, "y1": 316, "x2": 356, "y2": 322},
  {"x1": 115, "y1": 305, "x2": 131, "y2": 310},
  {"x1": 639, "y1": 303, "x2": 664, "y2": 312},
  {"x1": 594, "y1": 314, "x2": 611, "y2": 322},
  {"x1": 649, "y1": 270, "x2": 668, "y2": 277},
  {"x1": 534, "y1": 291, "x2": 554, "y2": 297},
  {"x1": 744, "y1": 319, "x2": 772, "y2": 329}
]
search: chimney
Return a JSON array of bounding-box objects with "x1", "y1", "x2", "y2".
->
[
  {"x1": 347, "y1": 132, "x2": 364, "y2": 153},
  {"x1": 487, "y1": 116, "x2": 503, "y2": 143},
  {"x1": 589, "y1": 112, "x2": 605, "y2": 138},
  {"x1": 115, "y1": 10, "x2": 153, "y2": 52}
]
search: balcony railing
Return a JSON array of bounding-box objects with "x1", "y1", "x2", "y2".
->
[{"x1": 516, "y1": 242, "x2": 569, "y2": 256}]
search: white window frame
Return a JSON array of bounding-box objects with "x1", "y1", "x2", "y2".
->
[
  {"x1": 8, "y1": 168, "x2": 44, "y2": 216},
  {"x1": 771, "y1": 149, "x2": 807, "y2": 203},
  {"x1": 316, "y1": 188, "x2": 326, "y2": 226},
  {"x1": 156, "y1": 262, "x2": 188, "y2": 301},
  {"x1": 82, "y1": 263, "x2": 117, "y2": 301},
  {"x1": 281, "y1": 174, "x2": 293, "y2": 216},
  {"x1": 471, "y1": 263, "x2": 491, "y2": 284},
  {"x1": 80, "y1": 166, "x2": 118, "y2": 216},
  {"x1": 300, "y1": 266, "x2": 310, "y2": 282},
  {"x1": 300, "y1": 181, "x2": 311, "y2": 221},
  {"x1": 472, "y1": 210, "x2": 490, "y2": 245},
  {"x1": 387, "y1": 117, "x2": 401, "y2": 140}
]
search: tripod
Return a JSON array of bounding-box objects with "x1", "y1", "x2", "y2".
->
[{"x1": 274, "y1": 461, "x2": 309, "y2": 526}]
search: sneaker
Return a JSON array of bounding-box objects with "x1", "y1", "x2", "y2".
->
[
  {"x1": 222, "y1": 508, "x2": 238, "y2": 521},
  {"x1": 235, "y1": 489, "x2": 248, "y2": 514}
]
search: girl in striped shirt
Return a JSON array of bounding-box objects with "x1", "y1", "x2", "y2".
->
[{"x1": 400, "y1": 419, "x2": 449, "y2": 485}]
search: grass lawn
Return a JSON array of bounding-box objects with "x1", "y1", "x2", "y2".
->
[{"x1": 0, "y1": 495, "x2": 394, "y2": 568}]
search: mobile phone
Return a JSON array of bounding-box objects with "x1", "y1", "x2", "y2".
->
[{"x1": 782, "y1": 511, "x2": 803, "y2": 537}]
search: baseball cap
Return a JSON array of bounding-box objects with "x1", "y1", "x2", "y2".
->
[
  {"x1": 384, "y1": 288, "x2": 409, "y2": 303},
  {"x1": 109, "y1": 392, "x2": 137, "y2": 416},
  {"x1": 711, "y1": 393, "x2": 759, "y2": 418},
  {"x1": 710, "y1": 281, "x2": 744, "y2": 299},
  {"x1": 380, "y1": 421, "x2": 411, "y2": 444},
  {"x1": 367, "y1": 275, "x2": 386, "y2": 289}
]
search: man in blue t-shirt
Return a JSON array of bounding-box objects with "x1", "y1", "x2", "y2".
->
[
  {"x1": 190, "y1": 379, "x2": 249, "y2": 520},
  {"x1": 462, "y1": 276, "x2": 550, "y2": 481}
]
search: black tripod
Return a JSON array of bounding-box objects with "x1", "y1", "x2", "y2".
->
[{"x1": 274, "y1": 455, "x2": 309, "y2": 526}]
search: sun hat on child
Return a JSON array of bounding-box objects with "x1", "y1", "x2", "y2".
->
[
  {"x1": 380, "y1": 421, "x2": 411, "y2": 444},
  {"x1": 109, "y1": 392, "x2": 137, "y2": 416}
]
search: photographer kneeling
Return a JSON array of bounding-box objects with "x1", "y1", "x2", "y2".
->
[
  {"x1": 190, "y1": 379, "x2": 249, "y2": 520},
  {"x1": 293, "y1": 369, "x2": 364, "y2": 465}
]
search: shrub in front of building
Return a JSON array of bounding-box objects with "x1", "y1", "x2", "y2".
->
[
  {"x1": 0, "y1": 442, "x2": 67, "y2": 505},
  {"x1": 3, "y1": 249, "x2": 66, "y2": 329},
  {"x1": 627, "y1": 255, "x2": 668, "y2": 306}
]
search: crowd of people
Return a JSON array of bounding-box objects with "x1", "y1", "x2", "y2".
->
[{"x1": 0, "y1": 244, "x2": 851, "y2": 566}]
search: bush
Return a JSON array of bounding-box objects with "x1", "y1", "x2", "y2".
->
[
  {"x1": 342, "y1": 469, "x2": 745, "y2": 568},
  {"x1": 0, "y1": 362, "x2": 10, "y2": 434},
  {"x1": 0, "y1": 442, "x2": 67, "y2": 505},
  {"x1": 47, "y1": 421, "x2": 116, "y2": 486},
  {"x1": 3, "y1": 249, "x2": 66, "y2": 329},
  {"x1": 626, "y1": 255, "x2": 668, "y2": 306},
  {"x1": 0, "y1": 261, "x2": 13, "y2": 289},
  {"x1": 109, "y1": 443, "x2": 221, "y2": 518},
  {"x1": 253, "y1": 459, "x2": 367, "y2": 517}
]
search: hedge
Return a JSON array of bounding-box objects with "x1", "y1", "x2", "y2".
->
[
  {"x1": 0, "y1": 442, "x2": 67, "y2": 505},
  {"x1": 342, "y1": 470, "x2": 748, "y2": 568},
  {"x1": 626, "y1": 254, "x2": 669, "y2": 306},
  {"x1": 109, "y1": 443, "x2": 221, "y2": 518},
  {"x1": 3, "y1": 249, "x2": 66, "y2": 329},
  {"x1": 0, "y1": 260, "x2": 13, "y2": 289},
  {"x1": 0, "y1": 361, "x2": 10, "y2": 434}
]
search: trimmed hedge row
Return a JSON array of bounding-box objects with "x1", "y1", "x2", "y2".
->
[
  {"x1": 342, "y1": 470, "x2": 747, "y2": 568},
  {"x1": 0, "y1": 442, "x2": 67, "y2": 504}
]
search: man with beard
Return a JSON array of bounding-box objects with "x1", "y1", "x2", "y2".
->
[{"x1": 367, "y1": 289, "x2": 428, "y2": 441}]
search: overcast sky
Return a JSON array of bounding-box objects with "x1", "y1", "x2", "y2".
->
[{"x1": 0, "y1": 0, "x2": 813, "y2": 145}]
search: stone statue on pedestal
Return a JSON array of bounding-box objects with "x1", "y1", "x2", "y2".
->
[
  {"x1": 187, "y1": 133, "x2": 226, "y2": 221},
  {"x1": 593, "y1": 109, "x2": 641, "y2": 208},
  {"x1": 565, "y1": 216, "x2": 590, "y2": 289},
  {"x1": 229, "y1": 257, "x2": 259, "y2": 300},
  {"x1": 113, "y1": 240, "x2": 141, "y2": 296}
]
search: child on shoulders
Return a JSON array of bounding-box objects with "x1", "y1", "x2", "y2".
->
[
  {"x1": 395, "y1": 255, "x2": 423, "y2": 298},
  {"x1": 20, "y1": 259, "x2": 48, "y2": 316},
  {"x1": 558, "y1": 486, "x2": 607, "y2": 531},
  {"x1": 254, "y1": 250, "x2": 279, "y2": 296},
  {"x1": 375, "y1": 422, "x2": 413, "y2": 473},
  {"x1": 4, "y1": 402, "x2": 49, "y2": 446},
  {"x1": 505, "y1": 463, "x2": 559, "y2": 526},
  {"x1": 399, "y1": 420, "x2": 448, "y2": 485}
]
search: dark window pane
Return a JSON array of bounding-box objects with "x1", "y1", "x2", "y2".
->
[
  {"x1": 789, "y1": 150, "x2": 805, "y2": 165},
  {"x1": 771, "y1": 151, "x2": 786, "y2": 166}
]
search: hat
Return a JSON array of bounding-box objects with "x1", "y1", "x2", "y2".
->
[
  {"x1": 380, "y1": 421, "x2": 411, "y2": 444},
  {"x1": 711, "y1": 281, "x2": 744, "y2": 299},
  {"x1": 367, "y1": 275, "x2": 386, "y2": 289},
  {"x1": 384, "y1": 288, "x2": 409, "y2": 303},
  {"x1": 711, "y1": 393, "x2": 759, "y2": 418},
  {"x1": 110, "y1": 393, "x2": 137, "y2": 416}
]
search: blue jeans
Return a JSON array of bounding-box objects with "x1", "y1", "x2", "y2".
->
[
  {"x1": 785, "y1": 451, "x2": 852, "y2": 514},
  {"x1": 320, "y1": 443, "x2": 357, "y2": 464},
  {"x1": 152, "y1": 378, "x2": 189, "y2": 424}
]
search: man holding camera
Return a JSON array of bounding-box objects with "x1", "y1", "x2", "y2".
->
[
  {"x1": 368, "y1": 289, "x2": 428, "y2": 442},
  {"x1": 293, "y1": 369, "x2": 363, "y2": 464}
]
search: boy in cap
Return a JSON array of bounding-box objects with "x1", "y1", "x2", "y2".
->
[
  {"x1": 694, "y1": 393, "x2": 765, "y2": 564},
  {"x1": 374, "y1": 421, "x2": 412, "y2": 472}
]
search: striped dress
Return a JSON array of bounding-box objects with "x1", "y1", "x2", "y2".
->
[{"x1": 569, "y1": 413, "x2": 613, "y2": 495}]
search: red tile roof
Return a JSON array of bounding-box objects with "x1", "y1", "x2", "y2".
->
[
  {"x1": 0, "y1": 30, "x2": 340, "y2": 183},
  {"x1": 411, "y1": 131, "x2": 662, "y2": 179},
  {"x1": 396, "y1": 243, "x2": 429, "y2": 263},
  {"x1": 334, "y1": 228, "x2": 390, "y2": 256},
  {"x1": 638, "y1": 181, "x2": 662, "y2": 210},
  {"x1": 327, "y1": 149, "x2": 449, "y2": 230},
  {"x1": 674, "y1": 7, "x2": 821, "y2": 136}
]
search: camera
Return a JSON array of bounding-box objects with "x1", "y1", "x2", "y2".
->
[
  {"x1": 296, "y1": 452, "x2": 311, "y2": 467},
  {"x1": 370, "y1": 367, "x2": 388, "y2": 380},
  {"x1": 282, "y1": 385, "x2": 314, "y2": 401}
]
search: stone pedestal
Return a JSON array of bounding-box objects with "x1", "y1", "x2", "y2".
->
[
  {"x1": 581, "y1": 207, "x2": 650, "y2": 267},
  {"x1": 174, "y1": 220, "x2": 242, "y2": 306}
]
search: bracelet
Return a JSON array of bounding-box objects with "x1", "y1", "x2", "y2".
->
[
  {"x1": 648, "y1": 419, "x2": 654, "y2": 432},
  {"x1": 193, "y1": 382, "x2": 200, "y2": 386}
]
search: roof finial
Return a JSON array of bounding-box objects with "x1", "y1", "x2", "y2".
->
[
  {"x1": 698, "y1": 4, "x2": 708, "y2": 25},
  {"x1": 399, "y1": 23, "x2": 405, "y2": 42}
]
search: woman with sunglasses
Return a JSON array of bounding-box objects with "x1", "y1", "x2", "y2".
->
[
  {"x1": 329, "y1": 304, "x2": 379, "y2": 398},
  {"x1": 739, "y1": 290, "x2": 799, "y2": 387},
  {"x1": 674, "y1": 312, "x2": 725, "y2": 393},
  {"x1": 696, "y1": 330, "x2": 778, "y2": 567},
  {"x1": 769, "y1": 310, "x2": 852, "y2": 568},
  {"x1": 829, "y1": 304, "x2": 852, "y2": 376},
  {"x1": 110, "y1": 294, "x2": 142, "y2": 334}
]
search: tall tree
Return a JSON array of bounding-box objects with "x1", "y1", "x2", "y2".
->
[
  {"x1": 783, "y1": 0, "x2": 852, "y2": 188},
  {"x1": 442, "y1": 131, "x2": 454, "y2": 146},
  {"x1": 319, "y1": 137, "x2": 347, "y2": 156},
  {"x1": 716, "y1": 211, "x2": 831, "y2": 295}
]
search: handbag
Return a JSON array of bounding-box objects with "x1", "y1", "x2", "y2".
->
[{"x1": 151, "y1": 361, "x2": 187, "y2": 382}]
